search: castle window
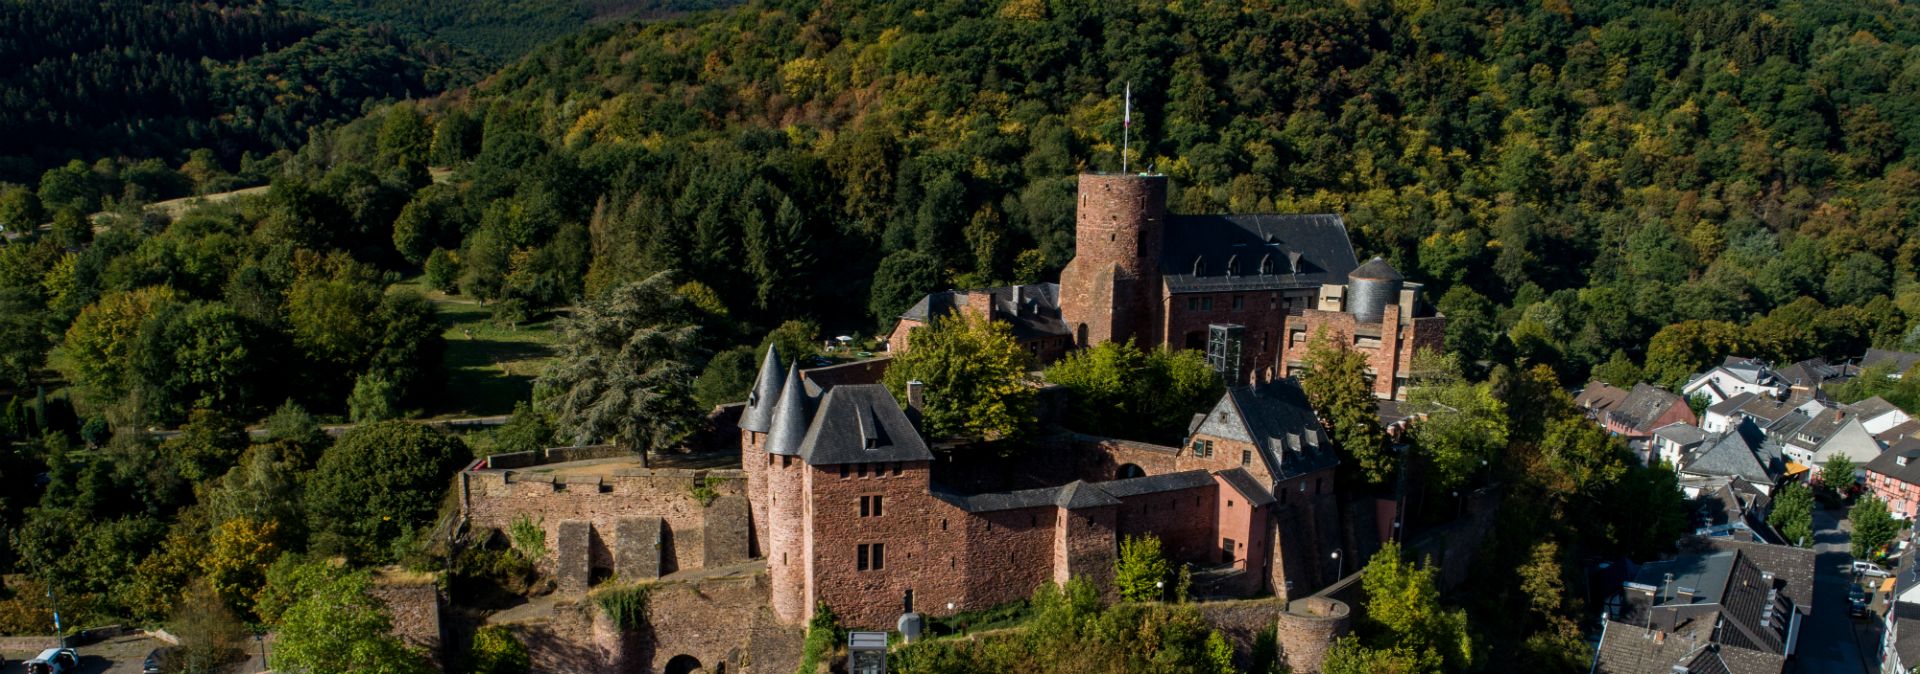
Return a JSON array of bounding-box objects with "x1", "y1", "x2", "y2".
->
[
  {"x1": 1242, "y1": 450, "x2": 1252, "y2": 466},
  {"x1": 1228, "y1": 500, "x2": 1235, "y2": 508},
  {"x1": 1188, "y1": 297, "x2": 1199, "y2": 310},
  {"x1": 941, "y1": 519, "x2": 948, "y2": 531},
  {"x1": 1191, "y1": 439, "x2": 1214, "y2": 457},
  {"x1": 841, "y1": 464, "x2": 850, "y2": 478},
  {"x1": 893, "y1": 462, "x2": 903, "y2": 476},
  {"x1": 858, "y1": 463, "x2": 868, "y2": 478},
  {"x1": 1192, "y1": 257, "x2": 1205, "y2": 275},
  {"x1": 1260, "y1": 255, "x2": 1275, "y2": 275},
  {"x1": 860, "y1": 495, "x2": 885, "y2": 517},
  {"x1": 1201, "y1": 297, "x2": 1213, "y2": 311},
  {"x1": 1227, "y1": 255, "x2": 1240, "y2": 275},
  {"x1": 1232, "y1": 295, "x2": 1244, "y2": 311},
  {"x1": 857, "y1": 543, "x2": 886, "y2": 571}
]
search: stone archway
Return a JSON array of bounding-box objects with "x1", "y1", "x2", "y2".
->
[
  {"x1": 1117, "y1": 463, "x2": 1146, "y2": 479},
  {"x1": 664, "y1": 654, "x2": 704, "y2": 674}
]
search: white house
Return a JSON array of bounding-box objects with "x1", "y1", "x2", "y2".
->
[{"x1": 1682, "y1": 356, "x2": 1785, "y2": 406}]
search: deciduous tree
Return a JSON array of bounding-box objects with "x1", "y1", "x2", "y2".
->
[
  {"x1": 883, "y1": 313, "x2": 1034, "y2": 440},
  {"x1": 1300, "y1": 332, "x2": 1393, "y2": 484}
]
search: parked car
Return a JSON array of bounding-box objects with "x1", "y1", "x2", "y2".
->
[
  {"x1": 1854, "y1": 560, "x2": 1893, "y2": 578},
  {"x1": 24, "y1": 647, "x2": 79, "y2": 674},
  {"x1": 143, "y1": 646, "x2": 178, "y2": 674},
  {"x1": 1850, "y1": 586, "x2": 1870, "y2": 617}
]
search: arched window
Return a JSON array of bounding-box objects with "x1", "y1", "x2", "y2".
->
[
  {"x1": 1192, "y1": 257, "x2": 1206, "y2": 276},
  {"x1": 1260, "y1": 254, "x2": 1275, "y2": 275},
  {"x1": 1227, "y1": 255, "x2": 1240, "y2": 276}
]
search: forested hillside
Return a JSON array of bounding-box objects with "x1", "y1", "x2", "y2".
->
[
  {"x1": 288, "y1": 0, "x2": 740, "y2": 63},
  {"x1": 0, "y1": 0, "x2": 479, "y2": 181},
  {"x1": 407, "y1": 0, "x2": 1920, "y2": 388}
]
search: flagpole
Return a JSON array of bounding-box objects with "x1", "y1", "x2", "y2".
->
[{"x1": 1122, "y1": 81, "x2": 1131, "y2": 173}]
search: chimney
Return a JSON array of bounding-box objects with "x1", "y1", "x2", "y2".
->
[
  {"x1": 1012, "y1": 285, "x2": 1025, "y2": 314},
  {"x1": 906, "y1": 380, "x2": 925, "y2": 414},
  {"x1": 1675, "y1": 587, "x2": 1696, "y2": 604}
]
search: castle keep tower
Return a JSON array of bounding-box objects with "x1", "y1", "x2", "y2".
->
[
  {"x1": 762, "y1": 364, "x2": 811, "y2": 624},
  {"x1": 1059, "y1": 173, "x2": 1168, "y2": 348},
  {"x1": 738, "y1": 347, "x2": 785, "y2": 554}
]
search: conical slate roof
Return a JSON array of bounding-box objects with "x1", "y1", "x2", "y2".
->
[
  {"x1": 765, "y1": 364, "x2": 811, "y2": 456},
  {"x1": 1349, "y1": 256, "x2": 1403, "y2": 281},
  {"x1": 739, "y1": 346, "x2": 786, "y2": 432}
]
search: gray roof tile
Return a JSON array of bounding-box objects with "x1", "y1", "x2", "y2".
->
[
  {"x1": 765, "y1": 364, "x2": 811, "y2": 456},
  {"x1": 739, "y1": 346, "x2": 786, "y2": 432},
  {"x1": 1159, "y1": 214, "x2": 1359, "y2": 293},
  {"x1": 796, "y1": 384, "x2": 932, "y2": 466}
]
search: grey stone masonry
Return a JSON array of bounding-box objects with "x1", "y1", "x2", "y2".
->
[
  {"x1": 703, "y1": 495, "x2": 752, "y2": 567},
  {"x1": 555, "y1": 520, "x2": 591, "y2": 593},
  {"x1": 615, "y1": 517, "x2": 662, "y2": 581}
]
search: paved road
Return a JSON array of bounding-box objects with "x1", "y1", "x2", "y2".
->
[{"x1": 1797, "y1": 508, "x2": 1877, "y2": 674}]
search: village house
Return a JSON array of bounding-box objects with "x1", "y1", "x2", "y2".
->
[
  {"x1": 1683, "y1": 356, "x2": 1787, "y2": 405},
  {"x1": 1865, "y1": 437, "x2": 1920, "y2": 520},
  {"x1": 1574, "y1": 382, "x2": 1699, "y2": 443},
  {"x1": 1863, "y1": 348, "x2": 1920, "y2": 379},
  {"x1": 1780, "y1": 406, "x2": 1881, "y2": 482},
  {"x1": 1592, "y1": 539, "x2": 1814, "y2": 674}
]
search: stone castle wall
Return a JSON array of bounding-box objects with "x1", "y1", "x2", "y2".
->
[
  {"x1": 461, "y1": 467, "x2": 747, "y2": 578},
  {"x1": 370, "y1": 580, "x2": 444, "y2": 670},
  {"x1": 1061, "y1": 174, "x2": 1168, "y2": 347},
  {"x1": 1275, "y1": 596, "x2": 1352, "y2": 674}
]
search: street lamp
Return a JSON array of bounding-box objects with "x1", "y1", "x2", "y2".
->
[
  {"x1": 1155, "y1": 580, "x2": 1166, "y2": 602},
  {"x1": 1332, "y1": 550, "x2": 1342, "y2": 580},
  {"x1": 254, "y1": 632, "x2": 267, "y2": 669}
]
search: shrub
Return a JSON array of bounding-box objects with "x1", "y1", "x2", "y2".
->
[
  {"x1": 508, "y1": 515, "x2": 547, "y2": 561},
  {"x1": 468, "y1": 625, "x2": 531, "y2": 674},
  {"x1": 690, "y1": 475, "x2": 721, "y2": 507},
  {"x1": 795, "y1": 602, "x2": 842, "y2": 674},
  {"x1": 594, "y1": 584, "x2": 650, "y2": 630}
]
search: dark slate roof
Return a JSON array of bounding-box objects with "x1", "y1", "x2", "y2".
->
[
  {"x1": 1893, "y1": 602, "x2": 1920, "y2": 670},
  {"x1": 1850, "y1": 396, "x2": 1903, "y2": 421},
  {"x1": 933, "y1": 470, "x2": 1214, "y2": 513},
  {"x1": 1706, "y1": 392, "x2": 1758, "y2": 418},
  {"x1": 1785, "y1": 406, "x2": 1850, "y2": 452},
  {"x1": 1159, "y1": 214, "x2": 1359, "y2": 293},
  {"x1": 1216, "y1": 468, "x2": 1276, "y2": 507},
  {"x1": 1775, "y1": 358, "x2": 1844, "y2": 388},
  {"x1": 739, "y1": 346, "x2": 786, "y2": 432},
  {"x1": 898, "y1": 283, "x2": 1070, "y2": 341},
  {"x1": 1681, "y1": 422, "x2": 1772, "y2": 485},
  {"x1": 1864, "y1": 348, "x2": 1920, "y2": 376},
  {"x1": 1654, "y1": 423, "x2": 1710, "y2": 449},
  {"x1": 1614, "y1": 383, "x2": 1688, "y2": 433},
  {"x1": 1349, "y1": 256, "x2": 1402, "y2": 281},
  {"x1": 1864, "y1": 437, "x2": 1920, "y2": 487},
  {"x1": 1598, "y1": 541, "x2": 1812, "y2": 674},
  {"x1": 764, "y1": 364, "x2": 811, "y2": 456},
  {"x1": 795, "y1": 384, "x2": 932, "y2": 466},
  {"x1": 1094, "y1": 470, "x2": 1218, "y2": 498},
  {"x1": 1193, "y1": 380, "x2": 1338, "y2": 483},
  {"x1": 1880, "y1": 419, "x2": 1920, "y2": 445},
  {"x1": 799, "y1": 358, "x2": 891, "y2": 397}
]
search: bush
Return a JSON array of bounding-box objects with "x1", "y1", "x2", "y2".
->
[
  {"x1": 796, "y1": 602, "x2": 843, "y2": 674},
  {"x1": 468, "y1": 625, "x2": 530, "y2": 674},
  {"x1": 508, "y1": 515, "x2": 546, "y2": 561},
  {"x1": 424, "y1": 248, "x2": 459, "y2": 293},
  {"x1": 594, "y1": 583, "x2": 650, "y2": 630}
]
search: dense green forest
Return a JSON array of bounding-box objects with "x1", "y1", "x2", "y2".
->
[
  {"x1": 0, "y1": 0, "x2": 480, "y2": 182},
  {"x1": 3, "y1": 0, "x2": 1920, "y2": 671},
  {"x1": 288, "y1": 0, "x2": 741, "y2": 63}
]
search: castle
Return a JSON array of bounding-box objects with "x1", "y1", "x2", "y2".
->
[
  {"x1": 737, "y1": 348, "x2": 1343, "y2": 629},
  {"x1": 890, "y1": 173, "x2": 1445, "y2": 400}
]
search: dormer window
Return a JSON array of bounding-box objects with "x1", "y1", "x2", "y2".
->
[
  {"x1": 1192, "y1": 257, "x2": 1206, "y2": 276},
  {"x1": 1227, "y1": 255, "x2": 1240, "y2": 276},
  {"x1": 1900, "y1": 456, "x2": 1911, "y2": 467},
  {"x1": 1259, "y1": 255, "x2": 1274, "y2": 275}
]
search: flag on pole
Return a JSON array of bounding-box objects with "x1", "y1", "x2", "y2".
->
[{"x1": 1124, "y1": 82, "x2": 1132, "y2": 129}]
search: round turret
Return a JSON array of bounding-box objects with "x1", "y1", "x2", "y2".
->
[{"x1": 1345, "y1": 257, "x2": 1403, "y2": 324}]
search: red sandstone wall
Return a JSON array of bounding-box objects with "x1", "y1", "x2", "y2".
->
[
  {"x1": 887, "y1": 318, "x2": 925, "y2": 356},
  {"x1": 802, "y1": 460, "x2": 957, "y2": 628},
  {"x1": 1061, "y1": 174, "x2": 1167, "y2": 348},
  {"x1": 1282, "y1": 308, "x2": 1421, "y2": 399},
  {"x1": 462, "y1": 469, "x2": 744, "y2": 577},
  {"x1": 1114, "y1": 485, "x2": 1220, "y2": 563},
  {"x1": 955, "y1": 504, "x2": 1060, "y2": 614},
  {"x1": 370, "y1": 582, "x2": 444, "y2": 670},
  {"x1": 742, "y1": 431, "x2": 768, "y2": 558},
  {"x1": 1161, "y1": 290, "x2": 1291, "y2": 384},
  {"x1": 768, "y1": 455, "x2": 807, "y2": 624}
]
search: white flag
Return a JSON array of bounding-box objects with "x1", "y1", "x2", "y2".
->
[{"x1": 1124, "y1": 82, "x2": 1132, "y2": 129}]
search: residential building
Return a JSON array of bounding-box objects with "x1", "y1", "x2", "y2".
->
[
  {"x1": 1864, "y1": 348, "x2": 1920, "y2": 379},
  {"x1": 1674, "y1": 421, "x2": 1778, "y2": 495},
  {"x1": 1853, "y1": 396, "x2": 1913, "y2": 436},
  {"x1": 1651, "y1": 422, "x2": 1710, "y2": 468},
  {"x1": 1774, "y1": 357, "x2": 1851, "y2": 393},
  {"x1": 1782, "y1": 407, "x2": 1882, "y2": 481},
  {"x1": 1686, "y1": 477, "x2": 1779, "y2": 544},
  {"x1": 1576, "y1": 382, "x2": 1699, "y2": 442},
  {"x1": 887, "y1": 285, "x2": 1073, "y2": 363},
  {"x1": 1592, "y1": 539, "x2": 1814, "y2": 674},
  {"x1": 1866, "y1": 437, "x2": 1920, "y2": 520},
  {"x1": 1684, "y1": 357, "x2": 1786, "y2": 405}
]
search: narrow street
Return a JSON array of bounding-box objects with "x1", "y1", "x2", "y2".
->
[{"x1": 1797, "y1": 508, "x2": 1878, "y2": 673}]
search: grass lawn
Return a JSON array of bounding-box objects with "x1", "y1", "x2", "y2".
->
[{"x1": 390, "y1": 278, "x2": 562, "y2": 418}]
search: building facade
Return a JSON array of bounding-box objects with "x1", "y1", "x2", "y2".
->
[{"x1": 895, "y1": 173, "x2": 1444, "y2": 399}]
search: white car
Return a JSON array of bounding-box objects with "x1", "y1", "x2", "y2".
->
[
  {"x1": 1853, "y1": 560, "x2": 1893, "y2": 578},
  {"x1": 24, "y1": 647, "x2": 78, "y2": 674}
]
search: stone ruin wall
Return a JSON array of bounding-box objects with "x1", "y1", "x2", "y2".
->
[
  {"x1": 369, "y1": 580, "x2": 446, "y2": 670},
  {"x1": 461, "y1": 467, "x2": 749, "y2": 584},
  {"x1": 500, "y1": 573, "x2": 802, "y2": 674}
]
